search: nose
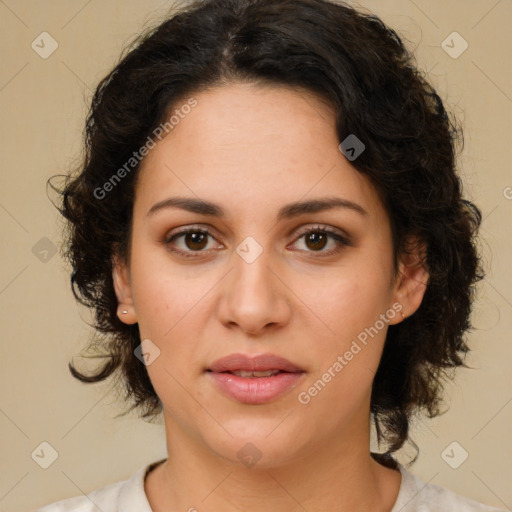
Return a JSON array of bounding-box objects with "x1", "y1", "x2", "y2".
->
[{"x1": 216, "y1": 242, "x2": 291, "y2": 336}]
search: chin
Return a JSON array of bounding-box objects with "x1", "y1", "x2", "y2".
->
[{"x1": 203, "y1": 421, "x2": 310, "y2": 470}]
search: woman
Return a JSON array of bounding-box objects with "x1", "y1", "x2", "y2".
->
[{"x1": 37, "y1": 0, "x2": 504, "y2": 510}]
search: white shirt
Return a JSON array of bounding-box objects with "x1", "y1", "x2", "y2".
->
[{"x1": 35, "y1": 459, "x2": 506, "y2": 511}]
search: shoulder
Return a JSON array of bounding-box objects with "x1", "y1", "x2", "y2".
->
[
  {"x1": 34, "y1": 461, "x2": 160, "y2": 512},
  {"x1": 34, "y1": 479, "x2": 125, "y2": 512},
  {"x1": 393, "y1": 465, "x2": 506, "y2": 512}
]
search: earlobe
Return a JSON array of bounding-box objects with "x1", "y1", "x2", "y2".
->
[
  {"x1": 389, "y1": 238, "x2": 429, "y2": 325},
  {"x1": 112, "y1": 255, "x2": 137, "y2": 325}
]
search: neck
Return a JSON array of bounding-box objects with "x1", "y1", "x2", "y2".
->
[{"x1": 145, "y1": 411, "x2": 402, "y2": 512}]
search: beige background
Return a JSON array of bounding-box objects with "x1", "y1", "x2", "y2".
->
[{"x1": 0, "y1": 0, "x2": 510, "y2": 510}]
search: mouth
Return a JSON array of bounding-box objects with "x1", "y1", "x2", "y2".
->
[
  {"x1": 207, "y1": 352, "x2": 305, "y2": 374},
  {"x1": 206, "y1": 353, "x2": 305, "y2": 404},
  {"x1": 215, "y1": 369, "x2": 285, "y2": 378}
]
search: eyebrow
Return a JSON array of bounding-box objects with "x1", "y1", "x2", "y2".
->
[{"x1": 147, "y1": 196, "x2": 368, "y2": 220}]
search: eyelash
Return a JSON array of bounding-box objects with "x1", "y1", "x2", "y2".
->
[{"x1": 163, "y1": 224, "x2": 351, "y2": 259}]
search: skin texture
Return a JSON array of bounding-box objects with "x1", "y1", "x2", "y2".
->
[{"x1": 112, "y1": 82, "x2": 428, "y2": 511}]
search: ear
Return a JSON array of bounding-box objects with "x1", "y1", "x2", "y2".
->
[
  {"x1": 388, "y1": 236, "x2": 429, "y2": 325},
  {"x1": 112, "y1": 252, "x2": 137, "y2": 325}
]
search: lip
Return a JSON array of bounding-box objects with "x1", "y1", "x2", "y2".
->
[
  {"x1": 206, "y1": 353, "x2": 305, "y2": 405},
  {"x1": 208, "y1": 353, "x2": 304, "y2": 373}
]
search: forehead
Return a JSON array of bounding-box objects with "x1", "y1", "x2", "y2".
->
[{"x1": 134, "y1": 82, "x2": 385, "y2": 222}]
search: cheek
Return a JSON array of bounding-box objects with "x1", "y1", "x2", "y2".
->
[
  {"x1": 308, "y1": 259, "x2": 394, "y2": 395},
  {"x1": 128, "y1": 257, "x2": 207, "y2": 409},
  {"x1": 320, "y1": 268, "x2": 391, "y2": 333},
  {"x1": 128, "y1": 246, "x2": 219, "y2": 382},
  {"x1": 128, "y1": 244, "x2": 206, "y2": 338},
  {"x1": 299, "y1": 277, "x2": 391, "y2": 421}
]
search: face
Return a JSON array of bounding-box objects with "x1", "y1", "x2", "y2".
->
[{"x1": 113, "y1": 82, "x2": 427, "y2": 468}]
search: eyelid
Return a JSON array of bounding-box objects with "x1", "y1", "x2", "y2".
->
[
  {"x1": 164, "y1": 223, "x2": 350, "y2": 241},
  {"x1": 163, "y1": 222, "x2": 352, "y2": 257},
  {"x1": 164, "y1": 222, "x2": 220, "y2": 239},
  {"x1": 293, "y1": 223, "x2": 351, "y2": 242}
]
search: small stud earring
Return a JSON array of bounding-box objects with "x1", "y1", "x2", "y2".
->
[{"x1": 122, "y1": 310, "x2": 128, "y2": 314}]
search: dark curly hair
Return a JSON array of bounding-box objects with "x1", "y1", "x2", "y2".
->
[{"x1": 49, "y1": 0, "x2": 484, "y2": 468}]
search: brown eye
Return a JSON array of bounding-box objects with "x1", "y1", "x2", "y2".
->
[
  {"x1": 304, "y1": 232, "x2": 329, "y2": 251},
  {"x1": 182, "y1": 231, "x2": 208, "y2": 251},
  {"x1": 165, "y1": 228, "x2": 220, "y2": 257},
  {"x1": 164, "y1": 224, "x2": 351, "y2": 259},
  {"x1": 291, "y1": 225, "x2": 351, "y2": 257}
]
